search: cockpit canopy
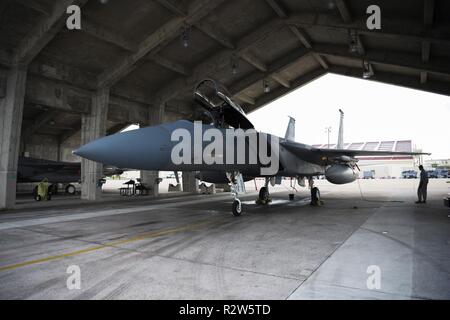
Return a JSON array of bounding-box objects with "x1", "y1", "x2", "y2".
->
[{"x1": 194, "y1": 79, "x2": 254, "y2": 130}]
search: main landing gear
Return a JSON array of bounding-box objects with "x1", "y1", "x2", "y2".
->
[{"x1": 256, "y1": 178, "x2": 272, "y2": 205}]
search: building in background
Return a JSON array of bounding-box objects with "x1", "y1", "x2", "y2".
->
[
  {"x1": 424, "y1": 159, "x2": 450, "y2": 169},
  {"x1": 312, "y1": 140, "x2": 421, "y2": 178}
]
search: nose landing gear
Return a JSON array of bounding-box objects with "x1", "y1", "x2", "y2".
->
[
  {"x1": 232, "y1": 198, "x2": 242, "y2": 216},
  {"x1": 227, "y1": 172, "x2": 246, "y2": 217}
]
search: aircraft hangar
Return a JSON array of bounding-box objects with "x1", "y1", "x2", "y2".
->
[{"x1": 0, "y1": 0, "x2": 449, "y2": 300}]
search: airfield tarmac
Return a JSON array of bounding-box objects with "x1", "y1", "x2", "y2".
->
[{"x1": 0, "y1": 179, "x2": 449, "y2": 299}]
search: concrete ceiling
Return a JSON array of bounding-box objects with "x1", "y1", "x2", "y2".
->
[{"x1": 1, "y1": 0, "x2": 449, "y2": 140}]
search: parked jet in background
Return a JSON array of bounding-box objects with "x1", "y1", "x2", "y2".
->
[
  {"x1": 74, "y1": 79, "x2": 429, "y2": 216},
  {"x1": 18, "y1": 157, "x2": 123, "y2": 195}
]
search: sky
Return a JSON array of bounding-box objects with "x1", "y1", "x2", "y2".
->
[{"x1": 247, "y1": 74, "x2": 450, "y2": 161}]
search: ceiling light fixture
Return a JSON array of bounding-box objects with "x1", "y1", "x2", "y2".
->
[
  {"x1": 362, "y1": 59, "x2": 374, "y2": 79},
  {"x1": 180, "y1": 25, "x2": 191, "y2": 48},
  {"x1": 348, "y1": 29, "x2": 359, "y2": 53},
  {"x1": 263, "y1": 80, "x2": 270, "y2": 93},
  {"x1": 231, "y1": 55, "x2": 239, "y2": 75}
]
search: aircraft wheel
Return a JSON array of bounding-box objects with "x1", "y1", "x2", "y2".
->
[
  {"x1": 310, "y1": 187, "x2": 321, "y2": 206},
  {"x1": 65, "y1": 184, "x2": 76, "y2": 195},
  {"x1": 232, "y1": 200, "x2": 242, "y2": 217},
  {"x1": 259, "y1": 187, "x2": 269, "y2": 201}
]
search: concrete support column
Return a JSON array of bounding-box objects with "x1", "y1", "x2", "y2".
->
[
  {"x1": 81, "y1": 87, "x2": 109, "y2": 201},
  {"x1": 182, "y1": 172, "x2": 199, "y2": 194},
  {"x1": 140, "y1": 103, "x2": 165, "y2": 196},
  {"x1": 0, "y1": 66, "x2": 27, "y2": 209}
]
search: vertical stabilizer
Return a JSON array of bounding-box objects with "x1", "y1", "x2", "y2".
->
[
  {"x1": 285, "y1": 116, "x2": 296, "y2": 141},
  {"x1": 337, "y1": 109, "x2": 344, "y2": 149}
]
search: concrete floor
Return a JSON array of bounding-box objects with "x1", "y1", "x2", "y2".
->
[{"x1": 0, "y1": 179, "x2": 449, "y2": 300}]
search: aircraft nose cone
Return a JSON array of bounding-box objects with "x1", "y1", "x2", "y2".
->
[{"x1": 73, "y1": 124, "x2": 174, "y2": 170}]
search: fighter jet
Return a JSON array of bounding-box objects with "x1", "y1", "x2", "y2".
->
[
  {"x1": 74, "y1": 79, "x2": 429, "y2": 216},
  {"x1": 18, "y1": 156, "x2": 123, "y2": 195}
]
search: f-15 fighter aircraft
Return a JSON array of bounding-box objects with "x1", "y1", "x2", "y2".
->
[
  {"x1": 74, "y1": 79, "x2": 429, "y2": 216},
  {"x1": 18, "y1": 156, "x2": 123, "y2": 195}
]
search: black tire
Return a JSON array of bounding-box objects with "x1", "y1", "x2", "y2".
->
[
  {"x1": 232, "y1": 200, "x2": 242, "y2": 217},
  {"x1": 310, "y1": 187, "x2": 321, "y2": 206},
  {"x1": 65, "y1": 184, "x2": 76, "y2": 195},
  {"x1": 259, "y1": 187, "x2": 269, "y2": 201}
]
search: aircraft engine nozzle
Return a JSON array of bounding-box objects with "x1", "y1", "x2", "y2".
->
[{"x1": 325, "y1": 164, "x2": 358, "y2": 185}]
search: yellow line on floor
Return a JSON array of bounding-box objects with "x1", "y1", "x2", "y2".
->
[{"x1": 0, "y1": 220, "x2": 218, "y2": 272}]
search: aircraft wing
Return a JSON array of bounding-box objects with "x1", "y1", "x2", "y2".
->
[{"x1": 281, "y1": 141, "x2": 430, "y2": 166}]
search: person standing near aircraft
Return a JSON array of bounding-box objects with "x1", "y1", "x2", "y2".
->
[{"x1": 416, "y1": 165, "x2": 429, "y2": 204}]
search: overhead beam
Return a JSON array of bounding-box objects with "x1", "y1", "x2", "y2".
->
[
  {"x1": 25, "y1": 76, "x2": 149, "y2": 124},
  {"x1": 422, "y1": 0, "x2": 434, "y2": 86},
  {"x1": 14, "y1": 0, "x2": 51, "y2": 16},
  {"x1": 271, "y1": 73, "x2": 290, "y2": 88},
  {"x1": 147, "y1": 54, "x2": 191, "y2": 76},
  {"x1": 287, "y1": 13, "x2": 450, "y2": 47},
  {"x1": 424, "y1": 0, "x2": 435, "y2": 27},
  {"x1": 289, "y1": 25, "x2": 312, "y2": 48},
  {"x1": 0, "y1": 48, "x2": 11, "y2": 67},
  {"x1": 235, "y1": 93, "x2": 255, "y2": 105},
  {"x1": 241, "y1": 51, "x2": 267, "y2": 72},
  {"x1": 154, "y1": 0, "x2": 187, "y2": 16},
  {"x1": 14, "y1": 0, "x2": 89, "y2": 65},
  {"x1": 154, "y1": 17, "x2": 287, "y2": 104},
  {"x1": 247, "y1": 68, "x2": 326, "y2": 113},
  {"x1": 26, "y1": 75, "x2": 92, "y2": 114},
  {"x1": 230, "y1": 47, "x2": 310, "y2": 96},
  {"x1": 22, "y1": 110, "x2": 60, "y2": 139},
  {"x1": 421, "y1": 41, "x2": 431, "y2": 84},
  {"x1": 29, "y1": 53, "x2": 153, "y2": 105},
  {"x1": 82, "y1": 18, "x2": 137, "y2": 52},
  {"x1": 420, "y1": 71, "x2": 428, "y2": 84},
  {"x1": 81, "y1": 18, "x2": 190, "y2": 76},
  {"x1": 289, "y1": 25, "x2": 329, "y2": 69},
  {"x1": 0, "y1": 1, "x2": 10, "y2": 26},
  {"x1": 330, "y1": 65, "x2": 450, "y2": 97},
  {"x1": 156, "y1": 0, "x2": 234, "y2": 50},
  {"x1": 314, "y1": 44, "x2": 450, "y2": 78},
  {"x1": 265, "y1": 0, "x2": 288, "y2": 18},
  {"x1": 335, "y1": 0, "x2": 352, "y2": 23},
  {"x1": 422, "y1": 41, "x2": 431, "y2": 62},
  {"x1": 98, "y1": 0, "x2": 227, "y2": 88},
  {"x1": 356, "y1": 34, "x2": 366, "y2": 55},
  {"x1": 196, "y1": 22, "x2": 235, "y2": 49}
]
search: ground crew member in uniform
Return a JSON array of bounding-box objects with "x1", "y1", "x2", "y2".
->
[{"x1": 416, "y1": 165, "x2": 429, "y2": 204}]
